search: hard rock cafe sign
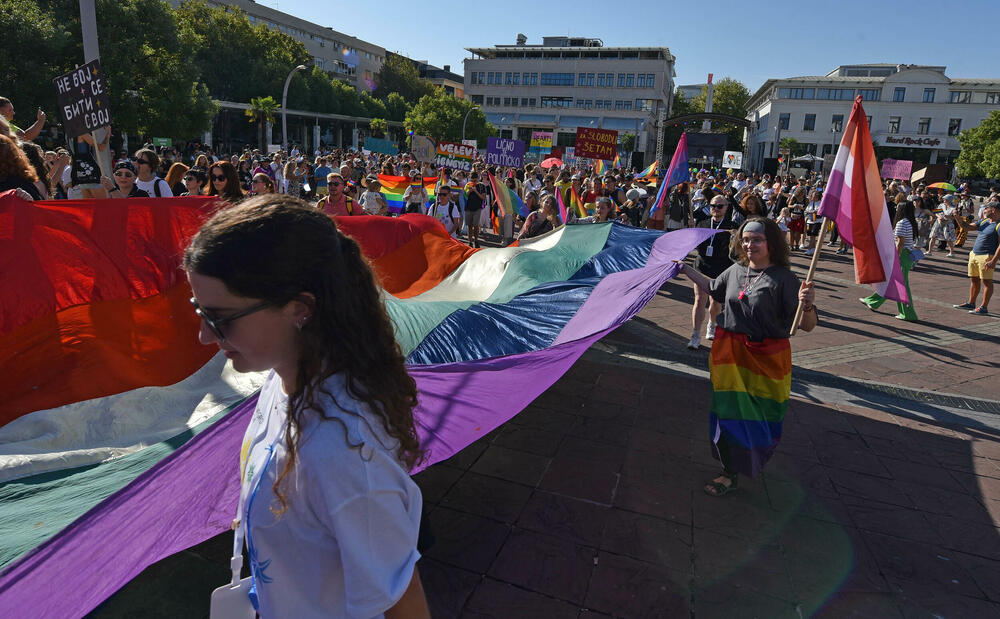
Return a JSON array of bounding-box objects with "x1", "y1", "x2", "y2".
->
[{"x1": 882, "y1": 135, "x2": 942, "y2": 147}]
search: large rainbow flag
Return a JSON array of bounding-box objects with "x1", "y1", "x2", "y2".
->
[
  {"x1": 0, "y1": 191, "x2": 712, "y2": 615},
  {"x1": 488, "y1": 172, "x2": 529, "y2": 217},
  {"x1": 636, "y1": 161, "x2": 657, "y2": 179},
  {"x1": 818, "y1": 97, "x2": 908, "y2": 303},
  {"x1": 377, "y1": 174, "x2": 438, "y2": 213}
]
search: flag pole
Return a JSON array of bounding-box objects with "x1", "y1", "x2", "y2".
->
[{"x1": 789, "y1": 216, "x2": 830, "y2": 336}]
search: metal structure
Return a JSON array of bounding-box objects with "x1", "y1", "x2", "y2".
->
[{"x1": 281, "y1": 64, "x2": 308, "y2": 151}]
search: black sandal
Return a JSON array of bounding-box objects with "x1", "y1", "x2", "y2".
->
[{"x1": 703, "y1": 471, "x2": 739, "y2": 497}]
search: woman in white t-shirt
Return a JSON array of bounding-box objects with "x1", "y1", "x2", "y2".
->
[{"x1": 184, "y1": 194, "x2": 429, "y2": 618}]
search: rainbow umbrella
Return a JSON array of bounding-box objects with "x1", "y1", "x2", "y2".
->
[{"x1": 927, "y1": 182, "x2": 957, "y2": 192}]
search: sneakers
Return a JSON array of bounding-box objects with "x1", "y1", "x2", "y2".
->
[
  {"x1": 969, "y1": 306, "x2": 989, "y2": 315},
  {"x1": 953, "y1": 302, "x2": 975, "y2": 310},
  {"x1": 687, "y1": 333, "x2": 701, "y2": 349},
  {"x1": 705, "y1": 322, "x2": 716, "y2": 340},
  {"x1": 859, "y1": 298, "x2": 876, "y2": 311},
  {"x1": 804, "y1": 248, "x2": 814, "y2": 256},
  {"x1": 947, "y1": 252, "x2": 954, "y2": 257},
  {"x1": 836, "y1": 247, "x2": 847, "y2": 255}
]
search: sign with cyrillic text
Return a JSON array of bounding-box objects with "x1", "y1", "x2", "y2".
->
[{"x1": 53, "y1": 60, "x2": 111, "y2": 139}]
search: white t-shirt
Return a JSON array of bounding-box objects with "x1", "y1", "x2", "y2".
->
[
  {"x1": 523, "y1": 177, "x2": 542, "y2": 197},
  {"x1": 239, "y1": 371, "x2": 422, "y2": 618},
  {"x1": 428, "y1": 200, "x2": 459, "y2": 234},
  {"x1": 135, "y1": 176, "x2": 173, "y2": 197}
]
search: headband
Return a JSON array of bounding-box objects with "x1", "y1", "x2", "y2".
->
[
  {"x1": 114, "y1": 160, "x2": 137, "y2": 174},
  {"x1": 742, "y1": 221, "x2": 766, "y2": 235}
]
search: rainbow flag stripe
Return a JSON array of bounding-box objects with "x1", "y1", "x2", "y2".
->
[
  {"x1": 0, "y1": 192, "x2": 714, "y2": 616},
  {"x1": 488, "y1": 172, "x2": 529, "y2": 217},
  {"x1": 378, "y1": 174, "x2": 437, "y2": 212},
  {"x1": 709, "y1": 327, "x2": 792, "y2": 477},
  {"x1": 594, "y1": 159, "x2": 607, "y2": 175},
  {"x1": 636, "y1": 161, "x2": 657, "y2": 179},
  {"x1": 613, "y1": 153, "x2": 622, "y2": 168},
  {"x1": 570, "y1": 186, "x2": 588, "y2": 218}
]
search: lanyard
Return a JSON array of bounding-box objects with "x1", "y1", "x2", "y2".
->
[{"x1": 739, "y1": 267, "x2": 767, "y2": 301}]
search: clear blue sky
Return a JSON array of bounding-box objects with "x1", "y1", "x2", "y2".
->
[{"x1": 271, "y1": 0, "x2": 997, "y2": 93}]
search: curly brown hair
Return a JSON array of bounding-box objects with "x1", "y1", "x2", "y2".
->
[
  {"x1": 729, "y1": 216, "x2": 791, "y2": 268},
  {"x1": 0, "y1": 134, "x2": 37, "y2": 182},
  {"x1": 183, "y1": 194, "x2": 423, "y2": 514}
]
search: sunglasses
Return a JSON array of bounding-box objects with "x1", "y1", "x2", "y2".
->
[
  {"x1": 190, "y1": 297, "x2": 271, "y2": 343},
  {"x1": 329, "y1": 182, "x2": 342, "y2": 187},
  {"x1": 114, "y1": 171, "x2": 134, "y2": 178},
  {"x1": 211, "y1": 174, "x2": 227, "y2": 182},
  {"x1": 252, "y1": 179, "x2": 266, "y2": 184},
  {"x1": 136, "y1": 159, "x2": 151, "y2": 166},
  {"x1": 183, "y1": 175, "x2": 199, "y2": 182}
]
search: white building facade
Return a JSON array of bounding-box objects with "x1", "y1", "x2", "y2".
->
[
  {"x1": 746, "y1": 64, "x2": 1000, "y2": 172},
  {"x1": 463, "y1": 36, "x2": 674, "y2": 165}
]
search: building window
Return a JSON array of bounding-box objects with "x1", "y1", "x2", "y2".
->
[
  {"x1": 503, "y1": 97, "x2": 511, "y2": 106},
  {"x1": 579, "y1": 73, "x2": 587, "y2": 86},
  {"x1": 470, "y1": 95, "x2": 483, "y2": 105},
  {"x1": 637, "y1": 74, "x2": 646, "y2": 88},
  {"x1": 505, "y1": 72, "x2": 512, "y2": 85},
  {"x1": 950, "y1": 91, "x2": 972, "y2": 103},
  {"x1": 858, "y1": 89, "x2": 880, "y2": 101},
  {"x1": 918, "y1": 118, "x2": 931, "y2": 134},
  {"x1": 528, "y1": 98, "x2": 536, "y2": 106},
  {"x1": 510, "y1": 98, "x2": 518, "y2": 108},
  {"x1": 520, "y1": 98, "x2": 529, "y2": 106},
  {"x1": 478, "y1": 72, "x2": 485, "y2": 85},
  {"x1": 597, "y1": 73, "x2": 605, "y2": 87},
  {"x1": 512, "y1": 73, "x2": 520, "y2": 85},
  {"x1": 585, "y1": 99, "x2": 593, "y2": 109},
  {"x1": 623, "y1": 100, "x2": 632, "y2": 110},
  {"x1": 541, "y1": 73, "x2": 574, "y2": 86},
  {"x1": 487, "y1": 72, "x2": 494, "y2": 85},
  {"x1": 923, "y1": 88, "x2": 935, "y2": 103},
  {"x1": 540, "y1": 96, "x2": 573, "y2": 108},
  {"x1": 948, "y1": 118, "x2": 962, "y2": 135},
  {"x1": 832, "y1": 114, "x2": 844, "y2": 132},
  {"x1": 595, "y1": 100, "x2": 604, "y2": 109},
  {"x1": 615, "y1": 100, "x2": 623, "y2": 110},
  {"x1": 803, "y1": 114, "x2": 816, "y2": 131},
  {"x1": 893, "y1": 87, "x2": 905, "y2": 102},
  {"x1": 586, "y1": 73, "x2": 595, "y2": 86},
  {"x1": 604, "y1": 99, "x2": 611, "y2": 108},
  {"x1": 816, "y1": 88, "x2": 854, "y2": 100},
  {"x1": 522, "y1": 72, "x2": 530, "y2": 84},
  {"x1": 576, "y1": 99, "x2": 586, "y2": 109},
  {"x1": 617, "y1": 73, "x2": 626, "y2": 87},
  {"x1": 866, "y1": 115, "x2": 872, "y2": 127},
  {"x1": 606, "y1": 73, "x2": 615, "y2": 87},
  {"x1": 778, "y1": 87, "x2": 815, "y2": 99},
  {"x1": 470, "y1": 73, "x2": 478, "y2": 85},
  {"x1": 888, "y1": 116, "x2": 900, "y2": 133},
  {"x1": 779, "y1": 113, "x2": 790, "y2": 130},
  {"x1": 647, "y1": 74, "x2": 655, "y2": 88},
  {"x1": 635, "y1": 99, "x2": 655, "y2": 111},
  {"x1": 987, "y1": 92, "x2": 1000, "y2": 104},
  {"x1": 626, "y1": 74, "x2": 634, "y2": 87}
]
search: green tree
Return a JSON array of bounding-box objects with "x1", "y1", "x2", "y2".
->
[
  {"x1": 620, "y1": 133, "x2": 636, "y2": 153},
  {"x1": 385, "y1": 92, "x2": 410, "y2": 122},
  {"x1": 690, "y1": 77, "x2": 752, "y2": 151},
  {"x1": 956, "y1": 111, "x2": 1000, "y2": 178},
  {"x1": 373, "y1": 54, "x2": 435, "y2": 104},
  {"x1": 779, "y1": 137, "x2": 806, "y2": 157},
  {"x1": 369, "y1": 118, "x2": 387, "y2": 138},
  {"x1": 360, "y1": 92, "x2": 387, "y2": 119},
  {"x1": 405, "y1": 89, "x2": 495, "y2": 144},
  {"x1": 245, "y1": 95, "x2": 278, "y2": 150}
]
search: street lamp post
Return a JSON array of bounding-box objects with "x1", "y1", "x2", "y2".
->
[
  {"x1": 461, "y1": 107, "x2": 475, "y2": 143},
  {"x1": 282, "y1": 64, "x2": 307, "y2": 152}
]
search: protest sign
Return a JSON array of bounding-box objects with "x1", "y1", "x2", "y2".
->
[
  {"x1": 364, "y1": 137, "x2": 399, "y2": 155},
  {"x1": 53, "y1": 60, "x2": 111, "y2": 139},
  {"x1": 530, "y1": 131, "x2": 553, "y2": 150},
  {"x1": 722, "y1": 151, "x2": 743, "y2": 169},
  {"x1": 880, "y1": 158, "x2": 913, "y2": 180},
  {"x1": 574, "y1": 127, "x2": 618, "y2": 161},
  {"x1": 411, "y1": 135, "x2": 436, "y2": 162},
  {"x1": 153, "y1": 138, "x2": 172, "y2": 148},
  {"x1": 435, "y1": 141, "x2": 476, "y2": 171},
  {"x1": 485, "y1": 137, "x2": 525, "y2": 168}
]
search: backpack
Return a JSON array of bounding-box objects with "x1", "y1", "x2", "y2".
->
[
  {"x1": 668, "y1": 193, "x2": 688, "y2": 222},
  {"x1": 152, "y1": 178, "x2": 168, "y2": 197}
]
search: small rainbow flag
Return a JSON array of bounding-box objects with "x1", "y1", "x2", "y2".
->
[
  {"x1": 613, "y1": 153, "x2": 622, "y2": 169},
  {"x1": 489, "y1": 172, "x2": 529, "y2": 218},
  {"x1": 570, "y1": 186, "x2": 588, "y2": 218},
  {"x1": 378, "y1": 174, "x2": 437, "y2": 212},
  {"x1": 636, "y1": 161, "x2": 657, "y2": 179},
  {"x1": 594, "y1": 159, "x2": 607, "y2": 176}
]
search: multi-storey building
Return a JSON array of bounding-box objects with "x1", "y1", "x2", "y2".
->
[
  {"x1": 463, "y1": 35, "x2": 674, "y2": 164},
  {"x1": 171, "y1": 0, "x2": 387, "y2": 91},
  {"x1": 746, "y1": 64, "x2": 1000, "y2": 172}
]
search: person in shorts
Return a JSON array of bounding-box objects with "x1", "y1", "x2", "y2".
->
[
  {"x1": 464, "y1": 171, "x2": 487, "y2": 247},
  {"x1": 687, "y1": 195, "x2": 738, "y2": 349},
  {"x1": 954, "y1": 201, "x2": 1000, "y2": 315}
]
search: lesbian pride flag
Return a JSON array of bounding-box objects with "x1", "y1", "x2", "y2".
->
[
  {"x1": 818, "y1": 97, "x2": 908, "y2": 303},
  {"x1": 0, "y1": 191, "x2": 712, "y2": 616}
]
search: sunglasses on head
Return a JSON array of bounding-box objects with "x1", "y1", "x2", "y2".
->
[{"x1": 190, "y1": 297, "x2": 271, "y2": 343}]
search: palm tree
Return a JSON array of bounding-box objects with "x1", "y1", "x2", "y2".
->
[{"x1": 245, "y1": 96, "x2": 279, "y2": 151}]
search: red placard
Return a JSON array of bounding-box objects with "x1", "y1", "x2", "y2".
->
[{"x1": 574, "y1": 127, "x2": 618, "y2": 161}]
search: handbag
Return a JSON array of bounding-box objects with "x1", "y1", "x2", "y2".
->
[{"x1": 910, "y1": 248, "x2": 925, "y2": 263}]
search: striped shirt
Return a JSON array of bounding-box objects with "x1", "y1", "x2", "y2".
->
[{"x1": 894, "y1": 219, "x2": 915, "y2": 250}]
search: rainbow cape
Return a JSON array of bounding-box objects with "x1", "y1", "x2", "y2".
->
[
  {"x1": 377, "y1": 174, "x2": 437, "y2": 213},
  {"x1": 818, "y1": 97, "x2": 908, "y2": 303},
  {"x1": 488, "y1": 172, "x2": 529, "y2": 217},
  {"x1": 636, "y1": 161, "x2": 657, "y2": 179},
  {"x1": 594, "y1": 159, "x2": 607, "y2": 176},
  {"x1": 0, "y1": 191, "x2": 712, "y2": 616}
]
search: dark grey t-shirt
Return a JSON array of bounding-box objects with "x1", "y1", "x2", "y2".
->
[{"x1": 710, "y1": 263, "x2": 800, "y2": 340}]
